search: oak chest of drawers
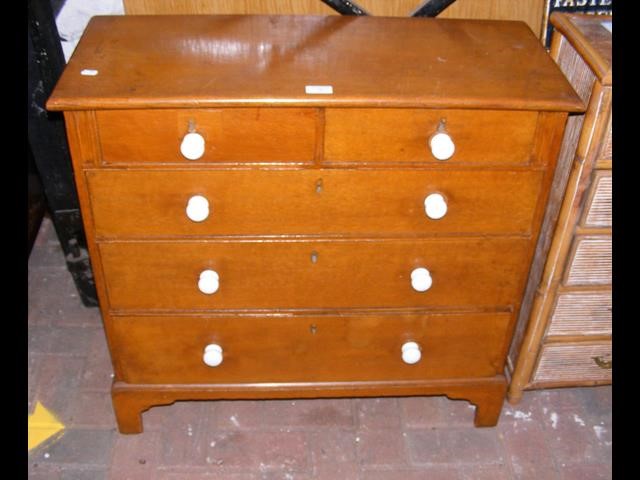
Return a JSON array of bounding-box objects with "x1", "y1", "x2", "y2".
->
[
  {"x1": 47, "y1": 14, "x2": 583, "y2": 433},
  {"x1": 508, "y1": 13, "x2": 612, "y2": 402}
]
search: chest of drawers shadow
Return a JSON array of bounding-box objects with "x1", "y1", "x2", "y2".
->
[{"x1": 47, "y1": 14, "x2": 583, "y2": 433}]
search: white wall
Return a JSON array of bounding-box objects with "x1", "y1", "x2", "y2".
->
[{"x1": 55, "y1": 0, "x2": 125, "y2": 61}]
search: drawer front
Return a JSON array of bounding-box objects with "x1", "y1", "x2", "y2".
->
[
  {"x1": 581, "y1": 171, "x2": 611, "y2": 228},
  {"x1": 96, "y1": 108, "x2": 317, "y2": 164},
  {"x1": 87, "y1": 169, "x2": 543, "y2": 238},
  {"x1": 533, "y1": 342, "x2": 611, "y2": 383},
  {"x1": 564, "y1": 236, "x2": 612, "y2": 286},
  {"x1": 110, "y1": 312, "x2": 512, "y2": 384},
  {"x1": 99, "y1": 238, "x2": 530, "y2": 311},
  {"x1": 547, "y1": 291, "x2": 612, "y2": 336},
  {"x1": 324, "y1": 109, "x2": 538, "y2": 165}
]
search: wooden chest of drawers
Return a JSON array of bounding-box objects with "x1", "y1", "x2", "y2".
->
[
  {"x1": 508, "y1": 13, "x2": 612, "y2": 402},
  {"x1": 47, "y1": 14, "x2": 582, "y2": 433}
]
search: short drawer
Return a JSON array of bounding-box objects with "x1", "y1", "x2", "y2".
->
[
  {"x1": 564, "y1": 235, "x2": 612, "y2": 286},
  {"x1": 547, "y1": 291, "x2": 612, "y2": 336},
  {"x1": 533, "y1": 342, "x2": 611, "y2": 383},
  {"x1": 110, "y1": 312, "x2": 512, "y2": 384},
  {"x1": 580, "y1": 171, "x2": 611, "y2": 228},
  {"x1": 86, "y1": 169, "x2": 544, "y2": 238},
  {"x1": 324, "y1": 109, "x2": 538, "y2": 165},
  {"x1": 99, "y1": 238, "x2": 530, "y2": 311},
  {"x1": 95, "y1": 108, "x2": 317, "y2": 164}
]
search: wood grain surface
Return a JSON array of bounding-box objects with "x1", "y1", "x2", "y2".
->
[
  {"x1": 96, "y1": 108, "x2": 317, "y2": 164},
  {"x1": 324, "y1": 109, "x2": 538, "y2": 165},
  {"x1": 47, "y1": 15, "x2": 583, "y2": 111},
  {"x1": 109, "y1": 312, "x2": 512, "y2": 384},
  {"x1": 99, "y1": 238, "x2": 530, "y2": 311},
  {"x1": 86, "y1": 168, "x2": 544, "y2": 238}
]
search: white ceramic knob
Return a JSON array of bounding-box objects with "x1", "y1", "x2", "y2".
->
[
  {"x1": 401, "y1": 341, "x2": 422, "y2": 364},
  {"x1": 198, "y1": 269, "x2": 219, "y2": 295},
  {"x1": 429, "y1": 132, "x2": 455, "y2": 160},
  {"x1": 180, "y1": 132, "x2": 206, "y2": 160},
  {"x1": 411, "y1": 267, "x2": 432, "y2": 292},
  {"x1": 203, "y1": 344, "x2": 223, "y2": 367},
  {"x1": 424, "y1": 193, "x2": 448, "y2": 220},
  {"x1": 186, "y1": 195, "x2": 210, "y2": 222}
]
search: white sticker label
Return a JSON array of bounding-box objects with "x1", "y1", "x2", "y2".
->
[
  {"x1": 305, "y1": 85, "x2": 333, "y2": 95},
  {"x1": 601, "y1": 21, "x2": 612, "y2": 33},
  {"x1": 80, "y1": 69, "x2": 99, "y2": 76}
]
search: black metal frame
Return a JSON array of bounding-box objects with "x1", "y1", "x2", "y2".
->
[
  {"x1": 412, "y1": 0, "x2": 459, "y2": 17},
  {"x1": 28, "y1": 0, "x2": 98, "y2": 306},
  {"x1": 319, "y1": 0, "x2": 368, "y2": 15},
  {"x1": 320, "y1": 0, "x2": 458, "y2": 17}
]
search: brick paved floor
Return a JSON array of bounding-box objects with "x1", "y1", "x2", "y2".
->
[{"x1": 28, "y1": 217, "x2": 612, "y2": 479}]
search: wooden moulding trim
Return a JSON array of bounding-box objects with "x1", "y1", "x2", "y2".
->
[
  {"x1": 86, "y1": 163, "x2": 549, "y2": 171},
  {"x1": 550, "y1": 12, "x2": 612, "y2": 86},
  {"x1": 113, "y1": 375, "x2": 506, "y2": 395},
  {"x1": 545, "y1": 334, "x2": 611, "y2": 344},
  {"x1": 313, "y1": 107, "x2": 325, "y2": 165},
  {"x1": 107, "y1": 305, "x2": 513, "y2": 317},
  {"x1": 112, "y1": 376, "x2": 507, "y2": 432},
  {"x1": 574, "y1": 227, "x2": 611, "y2": 236},
  {"x1": 47, "y1": 98, "x2": 586, "y2": 113},
  {"x1": 525, "y1": 379, "x2": 611, "y2": 390},
  {"x1": 63, "y1": 111, "x2": 102, "y2": 167},
  {"x1": 556, "y1": 284, "x2": 611, "y2": 294}
]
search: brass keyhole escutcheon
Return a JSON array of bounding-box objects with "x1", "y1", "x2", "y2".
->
[
  {"x1": 592, "y1": 356, "x2": 612, "y2": 369},
  {"x1": 315, "y1": 178, "x2": 323, "y2": 194},
  {"x1": 310, "y1": 251, "x2": 319, "y2": 264},
  {"x1": 310, "y1": 324, "x2": 317, "y2": 335}
]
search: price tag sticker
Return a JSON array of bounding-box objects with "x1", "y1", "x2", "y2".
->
[{"x1": 305, "y1": 85, "x2": 334, "y2": 95}]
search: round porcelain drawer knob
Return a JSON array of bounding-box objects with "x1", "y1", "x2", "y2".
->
[
  {"x1": 186, "y1": 195, "x2": 210, "y2": 222},
  {"x1": 429, "y1": 132, "x2": 455, "y2": 160},
  {"x1": 203, "y1": 344, "x2": 223, "y2": 367},
  {"x1": 180, "y1": 132, "x2": 206, "y2": 160},
  {"x1": 401, "y1": 341, "x2": 422, "y2": 364},
  {"x1": 198, "y1": 269, "x2": 219, "y2": 295},
  {"x1": 411, "y1": 267, "x2": 432, "y2": 292},
  {"x1": 424, "y1": 193, "x2": 448, "y2": 220}
]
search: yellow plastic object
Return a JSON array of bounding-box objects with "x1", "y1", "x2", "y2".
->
[{"x1": 28, "y1": 402, "x2": 65, "y2": 451}]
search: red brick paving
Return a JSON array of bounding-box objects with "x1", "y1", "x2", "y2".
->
[{"x1": 28, "y1": 218, "x2": 612, "y2": 479}]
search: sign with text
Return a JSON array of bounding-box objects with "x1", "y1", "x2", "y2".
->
[{"x1": 543, "y1": 0, "x2": 613, "y2": 47}]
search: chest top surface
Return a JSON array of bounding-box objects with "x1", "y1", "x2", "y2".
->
[{"x1": 47, "y1": 14, "x2": 583, "y2": 112}]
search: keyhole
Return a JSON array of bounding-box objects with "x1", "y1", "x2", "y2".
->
[
  {"x1": 310, "y1": 251, "x2": 319, "y2": 263},
  {"x1": 187, "y1": 119, "x2": 196, "y2": 133},
  {"x1": 315, "y1": 178, "x2": 323, "y2": 194},
  {"x1": 310, "y1": 324, "x2": 317, "y2": 335}
]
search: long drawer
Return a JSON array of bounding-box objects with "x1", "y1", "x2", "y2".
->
[
  {"x1": 99, "y1": 238, "x2": 531, "y2": 311},
  {"x1": 110, "y1": 312, "x2": 512, "y2": 384},
  {"x1": 87, "y1": 169, "x2": 543, "y2": 238},
  {"x1": 324, "y1": 108, "x2": 538, "y2": 165},
  {"x1": 533, "y1": 342, "x2": 612, "y2": 383},
  {"x1": 95, "y1": 108, "x2": 317, "y2": 164}
]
